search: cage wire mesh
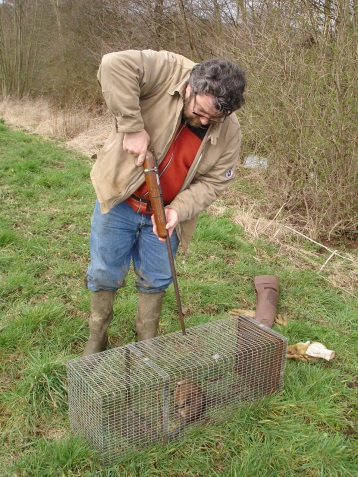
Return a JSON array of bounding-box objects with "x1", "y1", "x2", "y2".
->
[{"x1": 67, "y1": 314, "x2": 287, "y2": 464}]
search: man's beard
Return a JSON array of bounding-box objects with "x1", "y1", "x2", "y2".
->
[{"x1": 182, "y1": 95, "x2": 203, "y2": 128}]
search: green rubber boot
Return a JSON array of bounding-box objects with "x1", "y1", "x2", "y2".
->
[
  {"x1": 136, "y1": 291, "x2": 165, "y2": 341},
  {"x1": 82, "y1": 290, "x2": 116, "y2": 356}
]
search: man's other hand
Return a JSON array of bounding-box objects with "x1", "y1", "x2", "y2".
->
[{"x1": 151, "y1": 208, "x2": 179, "y2": 242}]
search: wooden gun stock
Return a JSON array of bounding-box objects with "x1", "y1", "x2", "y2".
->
[{"x1": 143, "y1": 151, "x2": 167, "y2": 239}]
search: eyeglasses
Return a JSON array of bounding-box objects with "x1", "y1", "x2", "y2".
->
[{"x1": 192, "y1": 94, "x2": 227, "y2": 124}]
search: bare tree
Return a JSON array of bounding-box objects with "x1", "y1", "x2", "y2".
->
[{"x1": 0, "y1": 0, "x2": 47, "y2": 98}]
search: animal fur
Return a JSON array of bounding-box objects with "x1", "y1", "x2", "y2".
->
[{"x1": 173, "y1": 379, "x2": 206, "y2": 422}]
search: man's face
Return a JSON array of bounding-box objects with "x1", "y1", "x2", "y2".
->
[{"x1": 182, "y1": 85, "x2": 223, "y2": 127}]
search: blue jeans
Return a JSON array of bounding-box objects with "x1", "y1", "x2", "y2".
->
[{"x1": 86, "y1": 201, "x2": 179, "y2": 293}]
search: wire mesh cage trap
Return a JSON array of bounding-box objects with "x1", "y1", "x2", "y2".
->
[{"x1": 67, "y1": 314, "x2": 287, "y2": 464}]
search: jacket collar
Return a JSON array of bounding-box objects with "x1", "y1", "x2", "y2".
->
[{"x1": 169, "y1": 77, "x2": 190, "y2": 98}]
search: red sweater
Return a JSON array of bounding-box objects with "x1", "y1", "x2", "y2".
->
[{"x1": 126, "y1": 123, "x2": 202, "y2": 213}]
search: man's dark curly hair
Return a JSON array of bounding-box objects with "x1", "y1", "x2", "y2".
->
[{"x1": 189, "y1": 59, "x2": 246, "y2": 115}]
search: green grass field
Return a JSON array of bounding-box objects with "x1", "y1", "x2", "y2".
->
[{"x1": 0, "y1": 120, "x2": 357, "y2": 476}]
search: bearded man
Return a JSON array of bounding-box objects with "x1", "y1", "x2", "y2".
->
[{"x1": 83, "y1": 49, "x2": 246, "y2": 355}]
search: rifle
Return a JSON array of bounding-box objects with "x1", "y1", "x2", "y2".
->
[{"x1": 143, "y1": 151, "x2": 186, "y2": 335}]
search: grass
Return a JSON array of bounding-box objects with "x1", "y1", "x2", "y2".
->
[{"x1": 0, "y1": 120, "x2": 357, "y2": 476}]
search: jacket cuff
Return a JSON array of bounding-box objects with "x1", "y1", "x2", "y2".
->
[
  {"x1": 115, "y1": 114, "x2": 144, "y2": 133},
  {"x1": 166, "y1": 204, "x2": 186, "y2": 223}
]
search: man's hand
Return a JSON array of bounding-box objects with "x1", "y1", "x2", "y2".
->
[
  {"x1": 152, "y1": 208, "x2": 179, "y2": 242},
  {"x1": 123, "y1": 130, "x2": 150, "y2": 166}
]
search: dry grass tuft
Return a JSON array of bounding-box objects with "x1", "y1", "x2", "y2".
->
[
  {"x1": 0, "y1": 98, "x2": 111, "y2": 156},
  {"x1": 0, "y1": 97, "x2": 52, "y2": 132},
  {"x1": 233, "y1": 210, "x2": 358, "y2": 298},
  {"x1": 66, "y1": 115, "x2": 112, "y2": 157},
  {"x1": 209, "y1": 202, "x2": 357, "y2": 298}
]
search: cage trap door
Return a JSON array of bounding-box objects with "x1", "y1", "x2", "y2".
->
[{"x1": 236, "y1": 314, "x2": 287, "y2": 399}]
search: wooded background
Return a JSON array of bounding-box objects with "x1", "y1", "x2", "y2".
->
[{"x1": 0, "y1": 0, "x2": 357, "y2": 241}]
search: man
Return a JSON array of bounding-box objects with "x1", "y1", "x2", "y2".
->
[{"x1": 83, "y1": 49, "x2": 246, "y2": 356}]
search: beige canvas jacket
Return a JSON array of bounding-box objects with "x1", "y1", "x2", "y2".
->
[{"x1": 91, "y1": 49, "x2": 242, "y2": 251}]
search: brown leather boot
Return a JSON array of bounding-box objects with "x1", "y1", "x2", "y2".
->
[
  {"x1": 136, "y1": 291, "x2": 165, "y2": 341},
  {"x1": 254, "y1": 275, "x2": 279, "y2": 328},
  {"x1": 82, "y1": 290, "x2": 116, "y2": 356}
]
